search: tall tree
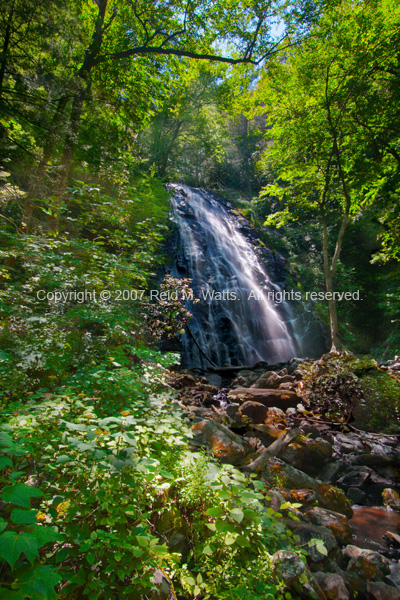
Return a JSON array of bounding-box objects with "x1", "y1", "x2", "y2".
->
[{"x1": 255, "y1": 0, "x2": 400, "y2": 351}]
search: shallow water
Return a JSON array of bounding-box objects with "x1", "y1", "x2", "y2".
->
[{"x1": 350, "y1": 506, "x2": 400, "y2": 551}]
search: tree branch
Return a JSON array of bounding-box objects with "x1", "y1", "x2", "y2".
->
[{"x1": 93, "y1": 45, "x2": 261, "y2": 66}]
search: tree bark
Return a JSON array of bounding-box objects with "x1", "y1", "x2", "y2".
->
[
  {"x1": 50, "y1": 0, "x2": 109, "y2": 230},
  {"x1": 322, "y1": 216, "x2": 344, "y2": 353},
  {"x1": 0, "y1": 0, "x2": 15, "y2": 99}
]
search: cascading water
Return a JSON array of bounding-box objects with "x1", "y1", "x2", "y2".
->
[{"x1": 170, "y1": 185, "x2": 300, "y2": 368}]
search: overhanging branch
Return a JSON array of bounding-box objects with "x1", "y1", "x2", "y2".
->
[{"x1": 93, "y1": 45, "x2": 264, "y2": 66}]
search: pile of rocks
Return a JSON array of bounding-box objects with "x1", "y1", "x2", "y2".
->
[{"x1": 166, "y1": 359, "x2": 400, "y2": 599}]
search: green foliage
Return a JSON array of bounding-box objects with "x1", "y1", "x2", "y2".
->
[{"x1": 0, "y1": 353, "x2": 304, "y2": 598}]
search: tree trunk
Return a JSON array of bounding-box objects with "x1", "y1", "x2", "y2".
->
[
  {"x1": 49, "y1": 0, "x2": 109, "y2": 231},
  {"x1": 0, "y1": 0, "x2": 15, "y2": 99},
  {"x1": 22, "y1": 96, "x2": 70, "y2": 231},
  {"x1": 322, "y1": 217, "x2": 344, "y2": 353},
  {"x1": 50, "y1": 87, "x2": 86, "y2": 231}
]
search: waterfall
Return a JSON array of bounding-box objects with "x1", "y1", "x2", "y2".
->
[{"x1": 170, "y1": 184, "x2": 299, "y2": 368}]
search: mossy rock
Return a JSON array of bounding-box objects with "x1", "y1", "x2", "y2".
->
[
  {"x1": 353, "y1": 370, "x2": 400, "y2": 432},
  {"x1": 301, "y1": 353, "x2": 400, "y2": 432}
]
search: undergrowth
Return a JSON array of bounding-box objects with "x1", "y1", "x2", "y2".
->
[{"x1": 0, "y1": 350, "x2": 305, "y2": 600}]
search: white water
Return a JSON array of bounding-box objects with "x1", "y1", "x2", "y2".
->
[{"x1": 170, "y1": 185, "x2": 298, "y2": 368}]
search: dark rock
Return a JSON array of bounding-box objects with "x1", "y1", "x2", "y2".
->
[
  {"x1": 319, "y1": 461, "x2": 346, "y2": 484},
  {"x1": 366, "y1": 581, "x2": 400, "y2": 600},
  {"x1": 290, "y1": 521, "x2": 339, "y2": 562},
  {"x1": 347, "y1": 487, "x2": 366, "y2": 504},
  {"x1": 306, "y1": 507, "x2": 353, "y2": 545},
  {"x1": 238, "y1": 401, "x2": 269, "y2": 423},
  {"x1": 344, "y1": 545, "x2": 391, "y2": 581},
  {"x1": 279, "y1": 436, "x2": 332, "y2": 476},
  {"x1": 226, "y1": 403, "x2": 240, "y2": 418},
  {"x1": 383, "y1": 532, "x2": 400, "y2": 547},
  {"x1": 338, "y1": 467, "x2": 373, "y2": 488},
  {"x1": 313, "y1": 572, "x2": 350, "y2": 600}
]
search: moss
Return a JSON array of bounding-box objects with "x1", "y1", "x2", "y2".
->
[
  {"x1": 354, "y1": 371, "x2": 400, "y2": 432},
  {"x1": 300, "y1": 353, "x2": 400, "y2": 432}
]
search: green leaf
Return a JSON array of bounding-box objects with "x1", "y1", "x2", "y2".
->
[
  {"x1": 136, "y1": 536, "x2": 149, "y2": 547},
  {"x1": 0, "y1": 531, "x2": 39, "y2": 567},
  {"x1": 0, "y1": 519, "x2": 7, "y2": 534},
  {"x1": 205, "y1": 507, "x2": 223, "y2": 517},
  {"x1": 56, "y1": 455, "x2": 73, "y2": 463},
  {"x1": 224, "y1": 533, "x2": 237, "y2": 546},
  {"x1": 27, "y1": 525, "x2": 62, "y2": 546},
  {"x1": 0, "y1": 456, "x2": 12, "y2": 470},
  {"x1": 1, "y1": 484, "x2": 43, "y2": 508},
  {"x1": 230, "y1": 508, "x2": 244, "y2": 523},
  {"x1": 11, "y1": 509, "x2": 38, "y2": 525},
  {"x1": 202, "y1": 544, "x2": 213, "y2": 555},
  {"x1": 15, "y1": 565, "x2": 61, "y2": 599}
]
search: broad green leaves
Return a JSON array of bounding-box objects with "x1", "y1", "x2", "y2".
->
[
  {"x1": 1, "y1": 484, "x2": 43, "y2": 508},
  {"x1": 0, "y1": 531, "x2": 39, "y2": 567}
]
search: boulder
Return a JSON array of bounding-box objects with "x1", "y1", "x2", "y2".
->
[
  {"x1": 344, "y1": 545, "x2": 391, "y2": 581},
  {"x1": 272, "y1": 550, "x2": 306, "y2": 585},
  {"x1": 238, "y1": 401, "x2": 268, "y2": 423},
  {"x1": 382, "y1": 488, "x2": 400, "y2": 509},
  {"x1": 313, "y1": 572, "x2": 350, "y2": 600},
  {"x1": 251, "y1": 371, "x2": 281, "y2": 389},
  {"x1": 272, "y1": 550, "x2": 327, "y2": 600},
  {"x1": 228, "y1": 387, "x2": 300, "y2": 410},
  {"x1": 337, "y1": 467, "x2": 373, "y2": 488},
  {"x1": 191, "y1": 419, "x2": 254, "y2": 465},
  {"x1": 306, "y1": 507, "x2": 353, "y2": 545},
  {"x1": 347, "y1": 487, "x2": 366, "y2": 504},
  {"x1": 289, "y1": 521, "x2": 339, "y2": 563},
  {"x1": 366, "y1": 582, "x2": 400, "y2": 600},
  {"x1": 279, "y1": 436, "x2": 332, "y2": 475},
  {"x1": 261, "y1": 458, "x2": 353, "y2": 517},
  {"x1": 264, "y1": 406, "x2": 287, "y2": 429}
]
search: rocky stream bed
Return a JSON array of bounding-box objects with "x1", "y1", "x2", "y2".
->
[{"x1": 166, "y1": 355, "x2": 400, "y2": 600}]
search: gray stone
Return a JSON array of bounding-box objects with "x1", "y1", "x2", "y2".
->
[
  {"x1": 344, "y1": 545, "x2": 391, "y2": 581},
  {"x1": 338, "y1": 467, "x2": 373, "y2": 488},
  {"x1": 347, "y1": 487, "x2": 366, "y2": 504},
  {"x1": 306, "y1": 507, "x2": 353, "y2": 545},
  {"x1": 272, "y1": 550, "x2": 306, "y2": 585},
  {"x1": 226, "y1": 403, "x2": 240, "y2": 418},
  {"x1": 313, "y1": 572, "x2": 350, "y2": 600},
  {"x1": 366, "y1": 581, "x2": 400, "y2": 600},
  {"x1": 149, "y1": 569, "x2": 174, "y2": 599},
  {"x1": 205, "y1": 373, "x2": 222, "y2": 387},
  {"x1": 289, "y1": 521, "x2": 338, "y2": 562}
]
